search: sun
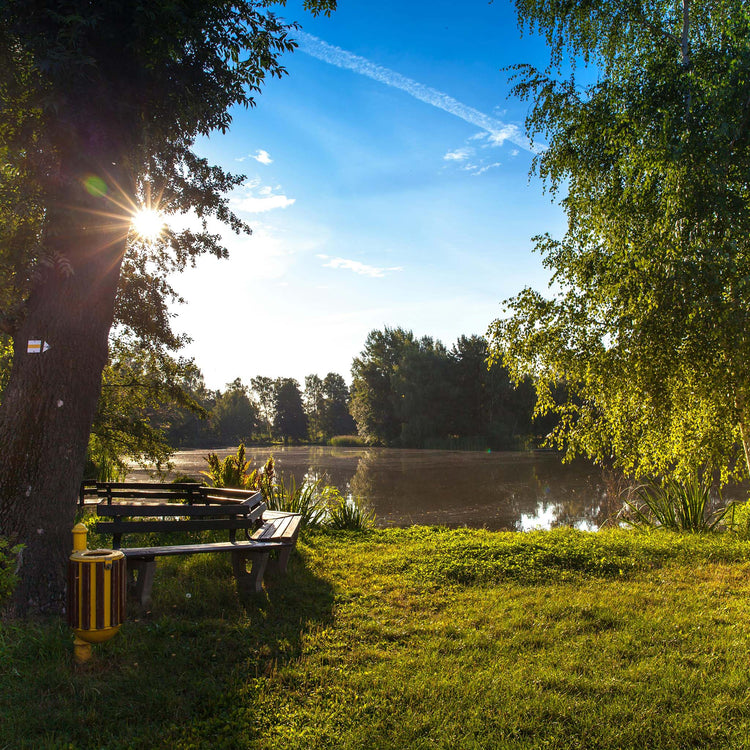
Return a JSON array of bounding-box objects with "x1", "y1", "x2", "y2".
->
[{"x1": 131, "y1": 208, "x2": 165, "y2": 242}]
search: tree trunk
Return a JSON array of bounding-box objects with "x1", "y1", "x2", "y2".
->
[
  {"x1": 0, "y1": 172, "x2": 128, "y2": 616},
  {"x1": 738, "y1": 418, "x2": 750, "y2": 482}
]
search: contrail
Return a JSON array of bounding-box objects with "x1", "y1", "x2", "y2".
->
[{"x1": 295, "y1": 31, "x2": 536, "y2": 153}]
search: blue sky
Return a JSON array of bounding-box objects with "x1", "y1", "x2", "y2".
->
[{"x1": 170, "y1": 0, "x2": 566, "y2": 390}]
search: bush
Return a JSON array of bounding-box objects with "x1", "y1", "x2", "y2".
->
[
  {"x1": 730, "y1": 499, "x2": 750, "y2": 539},
  {"x1": 329, "y1": 435, "x2": 368, "y2": 447},
  {"x1": 201, "y1": 444, "x2": 273, "y2": 491}
]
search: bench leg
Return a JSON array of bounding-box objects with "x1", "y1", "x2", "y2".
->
[
  {"x1": 231, "y1": 550, "x2": 269, "y2": 594},
  {"x1": 127, "y1": 559, "x2": 156, "y2": 608},
  {"x1": 266, "y1": 545, "x2": 293, "y2": 576}
]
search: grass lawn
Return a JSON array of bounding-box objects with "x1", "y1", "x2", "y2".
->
[{"x1": 2, "y1": 527, "x2": 750, "y2": 749}]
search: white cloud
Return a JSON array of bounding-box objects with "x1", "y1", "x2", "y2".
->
[
  {"x1": 444, "y1": 148, "x2": 473, "y2": 162},
  {"x1": 236, "y1": 149, "x2": 274, "y2": 165},
  {"x1": 297, "y1": 31, "x2": 538, "y2": 154},
  {"x1": 487, "y1": 125, "x2": 525, "y2": 147},
  {"x1": 233, "y1": 194, "x2": 295, "y2": 213},
  {"x1": 471, "y1": 162, "x2": 502, "y2": 176},
  {"x1": 230, "y1": 182, "x2": 296, "y2": 214},
  {"x1": 316, "y1": 254, "x2": 403, "y2": 278}
]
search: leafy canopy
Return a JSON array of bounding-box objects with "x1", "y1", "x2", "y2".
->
[
  {"x1": 0, "y1": 0, "x2": 336, "y2": 345},
  {"x1": 489, "y1": 0, "x2": 750, "y2": 483}
]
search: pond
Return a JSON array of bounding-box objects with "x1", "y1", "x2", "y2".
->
[{"x1": 126, "y1": 446, "x2": 747, "y2": 532}]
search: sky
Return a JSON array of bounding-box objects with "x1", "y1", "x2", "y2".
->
[{"x1": 168, "y1": 0, "x2": 567, "y2": 390}]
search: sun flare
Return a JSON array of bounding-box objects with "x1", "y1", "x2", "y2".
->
[{"x1": 131, "y1": 208, "x2": 165, "y2": 242}]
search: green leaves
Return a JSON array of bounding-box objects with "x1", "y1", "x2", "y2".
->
[
  {"x1": 491, "y1": 0, "x2": 750, "y2": 482},
  {"x1": 622, "y1": 475, "x2": 729, "y2": 533}
]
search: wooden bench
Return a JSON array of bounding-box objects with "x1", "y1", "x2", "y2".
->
[
  {"x1": 79, "y1": 480, "x2": 205, "y2": 507},
  {"x1": 89, "y1": 482, "x2": 302, "y2": 607}
]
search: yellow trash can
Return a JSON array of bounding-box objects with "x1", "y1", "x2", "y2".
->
[{"x1": 67, "y1": 523, "x2": 127, "y2": 663}]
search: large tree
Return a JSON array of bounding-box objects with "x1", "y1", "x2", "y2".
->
[
  {"x1": 210, "y1": 378, "x2": 259, "y2": 446},
  {"x1": 273, "y1": 377, "x2": 307, "y2": 443},
  {"x1": 0, "y1": 0, "x2": 335, "y2": 615},
  {"x1": 321, "y1": 372, "x2": 356, "y2": 437},
  {"x1": 250, "y1": 376, "x2": 276, "y2": 440},
  {"x1": 350, "y1": 327, "x2": 417, "y2": 444},
  {"x1": 489, "y1": 0, "x2": 750, "y2": 483}
]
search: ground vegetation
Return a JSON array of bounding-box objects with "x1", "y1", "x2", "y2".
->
[{"x1": 2, "y1": 527, "x2": 750, "y2": 748}]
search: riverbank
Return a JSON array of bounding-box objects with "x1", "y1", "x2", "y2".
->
[{"x1": 3, "y1": 527, "x2": 750, "y2": 748}]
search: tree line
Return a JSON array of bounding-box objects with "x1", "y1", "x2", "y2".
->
[
  {"x1": 59, "y1": 324, "x2": 546, "y2": 480},
  {"x1": 77, "y1": 337, "x2": 359, "y2": 478},
  {"x1": 350, "y1": 327, "x2": 547, "y2": 449}
]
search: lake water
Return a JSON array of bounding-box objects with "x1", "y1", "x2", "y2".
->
[{"x1": 126, "y1": 446, "x2": 748, "y2": 531}]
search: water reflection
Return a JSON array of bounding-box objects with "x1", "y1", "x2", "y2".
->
[{"x1": 127, "y1": 446, "x2": 747, "y2": 532}]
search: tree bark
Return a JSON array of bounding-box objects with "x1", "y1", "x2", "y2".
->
[{"x1": 0, "y1": 164, "x2": 128, "y2": 616}]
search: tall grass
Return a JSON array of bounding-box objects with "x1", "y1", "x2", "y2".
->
[
  {"x1": 329, "y1": 435, "x2": 368, "y2": 447},
  {"x1": 325, "y1": 491, "x2": 375, "y2": 531},
  {"x1": 621, "y1": 474, "x2": 729, "y2": 532},
  {"x1": 262, "y1": 474, "x2": 329, "y2": 527}
]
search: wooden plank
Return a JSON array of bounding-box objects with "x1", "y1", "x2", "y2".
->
[
  {"x1": 253, "y1": 514, "x2": 301, "y2": 542},
  {"x1": 96, "y1": 502, "x2": 260, "y2": 518},
  {"x1": 98, "y1": 491, "x2": 201, "y2": 502},
  {"x1": 120, "y1": 540, "x2": 285, "y2": 557},
  {"x1": 96, "y1": 482, "x2": 204, "y2": 505},
  {"x1": 200, "y1": 487, "x2": 262, "y2": 503},
  {"x1": 94, "y1": 518, "x2": 261, "y2": 535},
  {"x1": 254, "y1": 517, "x2": 289, "y2": 541}
]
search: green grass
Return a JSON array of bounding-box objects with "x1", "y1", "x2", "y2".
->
[{"x1": 3, "y1": 528, "x2": 750, "y2": 749}]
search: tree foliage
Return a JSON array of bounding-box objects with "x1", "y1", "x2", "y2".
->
[
  {"x1": 351, "y1": 327, "x2": 537, "y2": 448},
  {"x1": 303, "y1": 372, "x2": 356, "y2": 441},
  {"x1": 321, "y1": 372, "x2": 357, "y2": 437},
  {"x1": 86, "y1": 337, "x2": 206, "y2": 479},
  {"x1": 273, "y1": 377, "x2": 307, "y2": 443},
  {"x1": 489, "y1": 0, "x2": 750, "y2": 483},
  {"x1": 251, "y1": 375, "x2": 276, "y2": 439}
]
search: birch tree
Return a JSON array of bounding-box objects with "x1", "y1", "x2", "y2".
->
[{"x1": 489, "y1": 0, "x2": 750, "y2": 482}]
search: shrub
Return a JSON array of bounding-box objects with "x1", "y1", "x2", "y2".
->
[
  {"x1": 729, "y1": 499, "x2": 750, "y2": 539},
  {"x1": 329, "y1": 435, "x2": 368, "y2": 447},
  {"x1": 201, "y1": 444, "x2": 274, "y2": 491}
]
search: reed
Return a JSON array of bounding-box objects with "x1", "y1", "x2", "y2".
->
[
  {"x1": 262, "y1": 473, "x2": 329, "y2": 528},
  {"x1": 622, "y1": 474, "x2": 728, "y2": 532},
  {"x1": 325, "y1": 491, "x2": 375, "y2": 531}
]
